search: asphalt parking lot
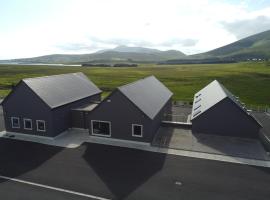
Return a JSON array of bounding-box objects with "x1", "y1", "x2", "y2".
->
[
  {"x1": 0, "y1": 177, "x2": 96, "y2": 200},
  {"x1": 0, "y1": 139, "x2": 269, "y2": 200},
  {"x1": 153, "y1": 126, "x2": 269, "y2": 160}
]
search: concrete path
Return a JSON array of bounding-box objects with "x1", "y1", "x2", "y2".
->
[
  {"x1": 1, "y1": 129, "x2": 270, "y2": 168},
  {"x1": 0, "y1": 129, "x2": 87, "y2": 148},
  {"x1": 253, "y1": 111, "x2": 270, "y2": 138},
  {"x1": 164, "y1": 105, "x2": 191, "y2": 122}
]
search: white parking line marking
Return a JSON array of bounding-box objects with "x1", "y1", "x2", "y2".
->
[{"x1": 0, "y1": 175, "x2": 110, "y2": 200}]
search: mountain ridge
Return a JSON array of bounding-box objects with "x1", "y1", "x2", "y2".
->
[
  {"x1": 1, "y1": 30, "x2": 270, "y2": 64},
  {"x1": 0, "y1": 46, "x2": 186, "y2": 64},
  {"x1": 192, "y1": 29, "x2": 270, "y2": 60}
]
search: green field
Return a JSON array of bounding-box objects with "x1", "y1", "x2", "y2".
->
[{"x1": 0, "y1": 62, "x2": 270, "y2": 107}]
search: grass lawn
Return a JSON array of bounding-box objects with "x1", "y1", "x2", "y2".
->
[{"x1": 0, "y1": 62, "x2": 269, "y2": 107}]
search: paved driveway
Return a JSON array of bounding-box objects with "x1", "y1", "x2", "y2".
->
[
  {"x1": 153, "y1": 126, "x2": 270, "y2": 160},
  {"x1": 164, "y1": 105, "x2": 192, "y2": 122},
  {"x1": 0, "y1": 140, "x2": 270, "y2": 200},
  {"x1": 253, "y1": 111, "x2": 270, "y2": 138}
]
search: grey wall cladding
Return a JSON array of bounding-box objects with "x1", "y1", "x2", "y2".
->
[
  {"x1": 3, "y1": 82, "x2": 53, "y2": 136},
  {"x1": 192, "y1": 98, "x2": 261, "y2": 138},
  {"x1": 88, "y1": 90, "x2": 171, "y2": 143}
]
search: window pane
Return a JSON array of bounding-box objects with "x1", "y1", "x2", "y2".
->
[
  {"x1": 37, "y1": 121, "x2": 45, "y2": 131},
  {"x1": 24, "y1": 120, "x2": 32, "y2": 129},
  {"x1": 12, "y1": 118, "x2": 20, "y2": 128},
  {"x1": 92, "y1": 121, "x2": 110, "y2": 135},
  {"x1": 133, "y1": 125, "x2": 142, "y2": 136}
]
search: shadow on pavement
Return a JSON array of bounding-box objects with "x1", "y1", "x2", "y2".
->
[
  {"x1": 83, "y1": 142, "x2": 167, "y2": 199},
  {"x1": 0, "y1": 138, "x2": 62, "y2": 182},
  {"x1": 192, "y1": 131, "x2": 270, "y2": 161},
  {"x1": 152, "y1": 125, "x2": 174, "y2": 147}
]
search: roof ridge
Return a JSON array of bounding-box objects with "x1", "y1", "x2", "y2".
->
[
  {"x1": 118, "y1": 75, "x2": 155, "y2": 89},
  {"x1": 20, "y1": 72, "x2": 101, "y2": 109}
]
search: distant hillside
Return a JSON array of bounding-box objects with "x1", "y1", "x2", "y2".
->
[
  {"x1": 98, "y1": 45, "x2": 162, "y2": 53},
  {"x1": 1, "y1": 46, "x2": 186, "y2": 64},
  {"x1": 1, "y1": 30, "x2": 270, "y2": 64},
  {"x1": 193, "y1": 30, "x2": 270, "y2": 60}
]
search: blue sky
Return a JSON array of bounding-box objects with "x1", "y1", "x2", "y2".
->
[{"x1": 0, "y1": 0, "x2": 270, "y2": 59}]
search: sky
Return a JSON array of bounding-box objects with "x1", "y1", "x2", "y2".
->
[{"x1": 0, "y1": 0, "x2": 270, "y2": 59}]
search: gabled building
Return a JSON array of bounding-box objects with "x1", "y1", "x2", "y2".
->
[
  {"x1": 191, "y1": 80, "x2": 262, "y2": 138},
  {"x1": 1, "y1": 73, "x2": 102, "y2": 137},
  {"x1": 87, "y1": 76, "x2": 173, "y2": 143}
]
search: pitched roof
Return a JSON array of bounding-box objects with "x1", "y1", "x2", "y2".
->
[
  {"x1": 191, "y1": 80, "x2": 261, "y2": 125},
  {"x1": 118, "y1": 76, "x2": 173, "y2": 119},
  {"x1": 22, "y1": 72, "x2": 101, "y2": 108}
]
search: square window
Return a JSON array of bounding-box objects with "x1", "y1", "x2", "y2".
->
[
  {"x1": 24, "y1": 119, "x2": 32, "y2": 130},
  {"x1": 91, "y1": 120, "x2": 111, "y2": 137},
  {"x1": 132, "y1": 124, "x2": 143, "y2": 137},
  {"x1": 11, "y1": 117, "x2": 20, "y2": 128},
  {"x1": 36, "y1": 120, "x2": 46, "y2": 132}
]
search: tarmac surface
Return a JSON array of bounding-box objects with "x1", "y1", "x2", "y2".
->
[
  {"x1": 0, "y1": 177, "x2": 97, "y2": 200},
  {"x1": 0, "y1": 138, "x2": 270, "y2": 200},
  {"x1": 153, "y1": 126, "x2": 269, "y2": 160}
]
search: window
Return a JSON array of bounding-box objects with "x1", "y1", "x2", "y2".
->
[
  {"x1": 193, "y1": 104, "x2": 201, "y2": 111},
  {"x1": 193, "y1": 110, "x2": 201, "y2": 118},
  {"x1": 195, "y1": 98, "x2": 201, "y2": 104},
  {"x1": 195, "y1": 93, "x2": 201, "y2": 98},
  {"x1": 36, "y1": 120, "x2": 46, "y2": 132},
  {"x1": 132, "y1": 124, "x2": 143, "y2": 137},
  {"x1": 23, "y1": 118, "x2": 32, "y2": 130},
  {"x1": 91, "y1": 120, "x2": 111, "y2": 137},
  {"x1": 11, "y1": 117, "x2": 20, "y2": 128}
]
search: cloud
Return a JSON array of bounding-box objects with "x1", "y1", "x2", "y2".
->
[
  {"x1": 56, "y1": 37, "x2": 199, "y2": 53},
  {"x1": 1, "y1": 0, "x2": 270, "y2": 59},
  {"x1": 221, "y1": 16, "x2": 270, "y2": 39},
  {"x1": 161, "y1": 38, "x2": 198, "y2": 47},
  {"x1": 55, "y1": 43, "x2": 99, "y2": 51}
]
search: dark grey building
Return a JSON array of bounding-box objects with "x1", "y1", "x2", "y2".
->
[
  {"x1": 191, "y1": 80, "x2": 262, "y2": 138},
  {"x1": 1, "y1": 72, "x2": 101, "y2": 137},
  {"x1": 87, "y1": 76, "x2": 173, "y2": 143}
]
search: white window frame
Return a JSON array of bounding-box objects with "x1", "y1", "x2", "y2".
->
[
  {"x1": 11, "y1": 117, "x2": 20, "y2": 128},
  {"x1": 23, "y1": 118, "x2": 32, "y2": 130},
  {"x1": 91, "y1": 120, "x2": 111, "y2": 137},
  {"x1": 36, "y1": 120, "x2": 46, "y2": 132},
  {"x1": 132, "y1": 124, "x2": 143, "y2": 138}
]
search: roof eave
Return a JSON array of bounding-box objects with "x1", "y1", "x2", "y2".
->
[{"x1": 50, "y1": 90, "x2": 103, "y2": 110}]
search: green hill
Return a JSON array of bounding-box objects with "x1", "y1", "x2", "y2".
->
[
  {"x1": 1, "y1": 46, "x2": 186, "y2": 64},
  {"x1": 194, "y1": 30, "x2": 270, "y2": 60},
  {"x1": 1, "y1": 30, "x2": 270, "y2": 64}
]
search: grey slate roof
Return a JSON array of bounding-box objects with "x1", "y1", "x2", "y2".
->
[
  {"x1": 22, "y1": 72, "x2": 101, "y2": 109},
  {"x1": 118, "y1": 76, "x2": 173, "y2": 119},
  {"x1": 191, "y1": 80, "x2": 261, "y2": 125}
]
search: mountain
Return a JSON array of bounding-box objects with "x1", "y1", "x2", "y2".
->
[
  {"x1": 2, "y1": 30, "x2": 270, "y2": 64},
  {"x1": 104, "y1": 45, "x2": 161, "y2": 53},
  {"x1": 193, "y1": 30, "x2": 270, "y2": 60},
  {"x1": 1, "y1": 46, "x2": 186, "y2": 64}
]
